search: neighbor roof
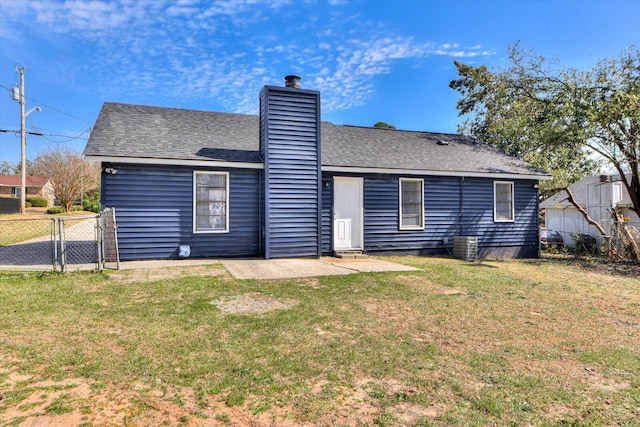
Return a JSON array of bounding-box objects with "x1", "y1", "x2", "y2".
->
[
  {"x1": 0, "y1": 176, "x2": 51, "y2": 186},
  {"x1": 85, "y1": 102, "x2": 550, "y2": 178},
  {"x1": 541, "y1": 175, "x2": 629, "y2": 209}
]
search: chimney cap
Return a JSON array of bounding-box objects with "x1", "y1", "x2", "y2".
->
[{"x1": 284, "y1": 75, "x2": 301, "y2": 88}]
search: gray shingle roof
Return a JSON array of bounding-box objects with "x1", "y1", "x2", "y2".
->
[
  {"x1": 85, "y1": 102, "x2": 549, "y2": 177},
  {"x1": 85, "y1": 103, "x2": 260, "y2": 163},
  {"x1": 539, "y1": 176, "x2": 601, "y2": 209}
]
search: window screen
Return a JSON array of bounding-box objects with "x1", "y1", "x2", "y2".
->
[
  {"x1": 400, "y1": 178, "x2": 424, "y2": 229},
  {"x1": 494, "y1": 181, "x2": 514, "y2": 222},
  {"x1": 194, "y1": 172, "x2": 228, "y2": 232}
]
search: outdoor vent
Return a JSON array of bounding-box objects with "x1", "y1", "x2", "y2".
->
[
  {"x1": 436, "y1": 139, "x2": 449, "y2": 145},
  {"x1": 284, "y1": 75, "x2": 301, "y2": 88},
  {"x1": 453, "y1": 236, "x2": 478, "y2": 261},
  {"x1": 599, "y1": 174, "x2": 610, "y2": 183}
]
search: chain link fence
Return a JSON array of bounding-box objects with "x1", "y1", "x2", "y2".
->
[
  {"x1": 605, "y1": 220, "x2": 640, "y2": 260},
  {"x1": 568, "y1": 219, "x2": 640, "y2": 261},
  {"x1": 0, "y1": 217, "x2": 56, "y2": 270},
  {"x1": 0, "y1": 213, "x2": 118, "y2": 272}
]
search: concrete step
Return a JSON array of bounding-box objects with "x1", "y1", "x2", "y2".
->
[{"x1": 334, "y1": 251, "x2": 368, "y2": 259}]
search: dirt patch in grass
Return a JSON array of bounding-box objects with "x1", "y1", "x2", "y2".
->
[
  {"x1": 294, "y1": 277, "x2": 327, "y2": 289},
  {"x1": 211, "y1": 292, "x2": 299, "y2": 314},
  {"x1": 359, "y1": 298, "x2": 420, "y2": 334},
  {"x1": 0, "y1": 371, "x2": 391, "y2": 427},
  {"x1": 1, "y1": 371, "x2": 90, "y2": 426}
]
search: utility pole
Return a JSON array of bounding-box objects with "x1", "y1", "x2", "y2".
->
[
  {"x1": 18, "y1": 67, "x2": 26, "y2": 213},
  {"x1": 14, "y1": 66, "x2": 41, "y2": 214}
]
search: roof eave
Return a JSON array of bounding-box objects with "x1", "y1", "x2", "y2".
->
[
  {"x1": 86, "y1": 155, "x2": 551, "y2": 180},
  {"x1": 322, "y1": 165, "x2": 553, "y2": 180},
  {"x1": 84, "y1": 155, "x2": 265, "y2": 170}
]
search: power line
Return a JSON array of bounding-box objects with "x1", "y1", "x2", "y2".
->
[
  {"x1": 42, "y1": 129, "x2": 91, "y2": 143},
  {"x1": 0, "y1": 128, "x2": 89, "y2": 140},
  {"x1": 0, "y1": 129, "x2": 44, "y2": 136},
  {"x1": 0, "y1": 83, "x2": 92, "y2": 123},
  {"x1": 25, "y1": 116, "x2": 92, "y2": 143}
]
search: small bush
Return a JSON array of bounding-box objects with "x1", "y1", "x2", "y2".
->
[
  {"x1": 25, "y1": 201, "x2": 32, "y2": 208},
  {"x1": 47, "y1": 207, "x2": 66, "y2": 214},
  {"x1": 571, "y1": 233, "x2": 600, "y2": 256},
  {"x1": 70, "y1": 205, "x2": 83, "y2": 212},
  {"x1": 82, "y1": 191, "x2": 101, "y2": 213},
  {"x1": 26, "y1": 196, "x2": 48, "y2": 207}
]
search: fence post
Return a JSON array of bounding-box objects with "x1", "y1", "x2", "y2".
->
[
  {"x1": 96, "y1": 215, "x2": 103, "y2": 271},
  {"x1": 100, "y1": 214, "x2": 105, "y2": 270},
  {"x1": 51, "y1": 218, "x2": 58, "y2": 271},
  {"x1": 59, "y1": 218, "x2": 66, "y2": 273}
]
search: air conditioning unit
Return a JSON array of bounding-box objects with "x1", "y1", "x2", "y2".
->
[{"x1": 453, "y1": 236, "x2": 478, "y2": 261}]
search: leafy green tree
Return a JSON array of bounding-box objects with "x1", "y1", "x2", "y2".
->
[
  {"x1": 373, "y1": 121, "x2": 396, "y2": 129},
  {"x1": 571, "y1": 47, "x2": 640, "y2": 220},
  {"x1": 0, "y1": 161, "x2": 15, "y2": 175},
  {"x1": 0, "y1": 160, "x2": 34, "y2": 175},
  {"x1": 449, "y1": 45, "x2": 600, "y2": 198}
]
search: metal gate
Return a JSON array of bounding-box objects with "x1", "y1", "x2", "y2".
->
[
  {"x1": 53, "y1": 215, "x2": 101, "y2": 272},
  {"x1": 0, "y1": 210, "x2": 120, "y2": 272}
]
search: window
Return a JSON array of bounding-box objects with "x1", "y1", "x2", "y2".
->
[
  {"x1": 12, "y1": 187, "x2": 21, "y2": 198},
  {"x1": 494, "y1": 181, "x2": 514, "y2": 222},
  {"x1": 194, "y1": 171, "x2": 229, "y2": 233},
  {"x1": 399, "y1": 178, "x2": 424, "y2": 230}
]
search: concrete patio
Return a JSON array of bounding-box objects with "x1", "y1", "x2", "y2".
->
[{"x1": 221, "y1": 257, "x2": 420, "y2": 279}]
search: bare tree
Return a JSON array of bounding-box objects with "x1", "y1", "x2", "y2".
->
[{"x1": 31, "y1": 148, "x2": 100, "y2": 211}]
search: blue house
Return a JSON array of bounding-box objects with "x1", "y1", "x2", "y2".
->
[{"x1": 84, "y1": 75, "x2": 550, "y2": 261}]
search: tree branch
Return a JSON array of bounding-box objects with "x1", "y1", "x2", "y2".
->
[{"x1": 564, "y1": 187, "x2": 608, "y2": 237}]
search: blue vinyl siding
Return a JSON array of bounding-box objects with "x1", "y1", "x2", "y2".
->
[
  {"x1": 363, "y1": 175, "x2": 461, "y2": 252},
  {"x1": 260, "y1": 86, "x2": 322, "y2": 258},
  {"x1": 321, "y1": 175, "x2": 333, "y2": 254},
  {"x1": 102, "y1": 164, "x2": 260, "y2": 260},
  {"x1": 321, "y1": 174, "x2": 539, "y2": 258},
  {"x1": 462, "y1": 178, "x2": 539, "y2": 257}
]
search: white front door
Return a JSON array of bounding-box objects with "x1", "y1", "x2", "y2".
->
[{"x1": 333, "y1": 177, "x2": 363, "y2": 250}]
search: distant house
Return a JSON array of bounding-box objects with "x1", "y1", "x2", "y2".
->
[
  {"x1": 0, "y1": 175, "x2": 54, "y2": 206},
  {"x1": 84, "y1": 75, "x2": 551, "y2": 261},
  {"x1": 541, "y1": 175, "x2": 639, "y2": 247}
]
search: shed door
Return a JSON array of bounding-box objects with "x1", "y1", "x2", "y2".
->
[{"x1": 333, "y1": 177, "x2": 363, "y2": 250}]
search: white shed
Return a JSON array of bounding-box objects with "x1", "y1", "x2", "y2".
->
[{"x1": 541, "y1": 175, "x2": 639, "y2": 248}]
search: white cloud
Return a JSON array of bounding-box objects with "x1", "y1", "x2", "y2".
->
[
  {"x1": 25, "y1": 0, "x2": 155, "y2": 32},
  {"x1": 0, "y1": 0, "x2": 494, "y2": 114}
]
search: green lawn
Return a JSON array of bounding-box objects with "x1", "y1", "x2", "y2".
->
[
  {"x1": 0, "y1": 218, "x2": 53, "y2": 246},
  {"x1": 0, "y1": 257, "x2": 638, "y2": 426},
  {"x1": 0, "y1": 211, "x2": 95, "y2": 246}
]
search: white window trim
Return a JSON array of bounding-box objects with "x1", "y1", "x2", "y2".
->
[
  {"x1": 193, "y1": 171, "x2": 230, "y2": 234},
  {"x1": 494, "y1": 181, "x2": 515, "y2": 223},
  {"x1": 399, "y1": 177, "x2": 424, "y2": 230}
]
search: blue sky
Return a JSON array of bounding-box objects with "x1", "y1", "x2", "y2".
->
[{"x1": 1, "y1": 0, "x2": 639, "y2": 165}]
